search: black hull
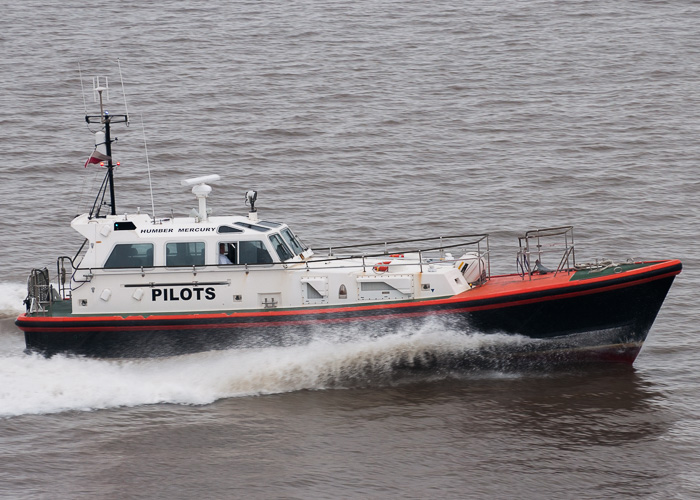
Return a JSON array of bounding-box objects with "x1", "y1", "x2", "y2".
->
[{"x1": 18, "y1": 266, "x2": 679, "y2": 364}]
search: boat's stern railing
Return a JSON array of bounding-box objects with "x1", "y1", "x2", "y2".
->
[
  {"x1": 24, "y1": 268, "x2": 55, "y2": 313},
  {"x1": 23, "y1": 240, "x2": 86, "y2": 312},
  {"x1": 516, "y1": 226, "x2": 575, "y2": 279}
]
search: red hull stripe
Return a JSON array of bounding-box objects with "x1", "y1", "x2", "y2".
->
[
  {"x1": 462, "y1": 267, "x2": 681, "y2": 312},
  {"x1": 19, "y1": 309, "x2": 439, "y2": 333},
  {"x1": 16, "y1": 260, "x2": 681, "y2": 331}
]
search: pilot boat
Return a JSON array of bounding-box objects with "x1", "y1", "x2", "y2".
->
[{"x1": 15, "y1": 85, "x2": 682, "y2": 364}]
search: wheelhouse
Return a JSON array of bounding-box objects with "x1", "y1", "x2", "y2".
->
[{"x1": 90, "y1": 218, "x2": 310, "y2": 270}]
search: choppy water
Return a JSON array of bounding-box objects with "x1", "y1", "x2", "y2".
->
[{"x1": 1, "y1": 0, "x2": 699, "y2": 498}]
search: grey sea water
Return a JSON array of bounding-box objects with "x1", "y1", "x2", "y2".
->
[{"x1": 1, "y1": 0, "x2": 699, "y2": 498}]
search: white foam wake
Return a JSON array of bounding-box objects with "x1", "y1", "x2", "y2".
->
[
  {"x1": 0, "y1": 322, "x2": 528, "y2": 418},
  {"x1": 0, "y1": 282, "x2": 26, "y2": 319}
]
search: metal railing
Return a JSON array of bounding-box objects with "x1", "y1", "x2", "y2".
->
[
  {"x1": 57, "y1": 256, "x2": 74, "y2": 300},
  {"x1": 516, "y1": 226, "x2": 575, "y2": 279},
  {"x1": 64, "y1": 233, "x2": 492, "y2": 283},
  {"x1": 314, "y1": 233, "x2": 490, "y2": 277},
  {"x1": 25, "y1": 268, "x2": 52, "y2": 313}
]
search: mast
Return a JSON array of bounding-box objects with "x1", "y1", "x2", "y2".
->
[{"x1": 86, "y1": 78, "x2": 128, "y2": 218}]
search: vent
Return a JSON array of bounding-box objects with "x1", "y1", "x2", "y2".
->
[
  {"x1": 305, "y1": 283, "x2": 323, "y2": 299},
  {"x1": 357, "y1": 275, "x2": 413, "y2": 301},
  {"x1": 360, "y1": 281, "x2": 395, "y2": 291},
  {"x1": 301, "y1": 277, "x2": 329, "y2": 304}
]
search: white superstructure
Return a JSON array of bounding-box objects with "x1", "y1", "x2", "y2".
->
[{"x1": 65, "y1": 179, "x2": 486, "y2": 315}]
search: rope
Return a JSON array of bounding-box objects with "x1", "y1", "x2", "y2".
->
[{"x1": 574, "y1": 259, "x2": 619, "y2": 273}]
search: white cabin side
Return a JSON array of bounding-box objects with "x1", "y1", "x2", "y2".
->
[{"x1": 67, "y1": 213, "x2": 476, "y2": 315}]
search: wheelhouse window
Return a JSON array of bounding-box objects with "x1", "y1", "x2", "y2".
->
[
  {"x1": 234, "y1": 222, "x2": 270, "y2": 232},
  {"x1": 281, "y1": 228, "x2": 306, "y2": 255},
  {"x1": 104, "y1": 243, "x2": 154, "y2": 269},
  {"x1": 258, "y1": 221, "x2": 282, "y2": 228},
  {"x1": 217, "y1": 225, "x2": 243, "y2": 234},
  {"x1": 269, "y1": 234, "x2": 293, "y2": 261},
  {"x1": 166, "y1": 242, "x2": 205, "y2": 267},
  {"x1": 218, "y1": 242, "x2": 237, "y2": 265},
  {"x1": 239, "y1": 240, "x2": 273, "y2": 265}
]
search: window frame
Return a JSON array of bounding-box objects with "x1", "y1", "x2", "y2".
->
[
  {"x1": 217, "y1": 241, "x2": 238, "y2": 265},
  {"x1": 238, "y1": 239, "x2": 274, "y2": 265},
  {"x1": 269, "y1": 233, "x2": 294, "y2": 262},
  {"x1": 281, "y1": 228, "x2": 306, "y2": 255},
  {"x1": 165, "y1": 241, "x2": 206, "y2": 267},
  {"x1": 103, "y1": 243, "x2": 154, "y2": 269}
]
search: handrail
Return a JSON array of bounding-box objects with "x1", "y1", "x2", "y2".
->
[
  {"x1": 522, "y1": 226, "x2": 574, "y2": 239},
  {"x1": 320, "y1": 233, "x2": 489, "y2": 255},
  {"x1": 71, "y1": 254, "x2": 489, "y2": 274},
  {"x1": 555, "y1": 245, "x2": 575, "y2": 276},
  {"x1": 56, "y1": 256, "x2": 75, "y2": 299},
  {"x1": 68, "y1": 233, "x2": 491, "y2": 279},
  {"x1": 516, "y1": 226, "x2": 575, "y2": 279}
]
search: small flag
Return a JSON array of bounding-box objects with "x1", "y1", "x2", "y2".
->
[{"x1": 84, "y1": 149, "x2": 111, "y2": 168}]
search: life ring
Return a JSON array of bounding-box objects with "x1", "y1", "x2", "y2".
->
[{"x1": 373, "y1": 260, "x2": 392, "y2": 272}]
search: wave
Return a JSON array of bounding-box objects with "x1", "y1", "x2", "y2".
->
[
  {"x1": 0, "y1": 321, "x2": 531, "y2": 418},
  {"x1": 0, "y1": 282, "x2": 26, "y2": 318}
]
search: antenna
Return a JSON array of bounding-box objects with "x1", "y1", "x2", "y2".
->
[
  {"x1": 141, "y1": 114, "x2": 156, "y2": 223},
  {"x1": 92, "y1": 76, "x2": 109, "y2": 103},
  {"x1": 85, "y1": 72, "x2": 128, "y2": 218},
  {"x1": 118, "y1": 59, "x2": 130, "y2": 125},
  {"x1": 78, "y1": 63, "x2": 88, "y2": 116},
  {"x1": 181, "y1": 175, "x2": 220, "y2": 223},
  {"x1": 181, "y1": 175, "x2": 221, "y2": 187}
]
